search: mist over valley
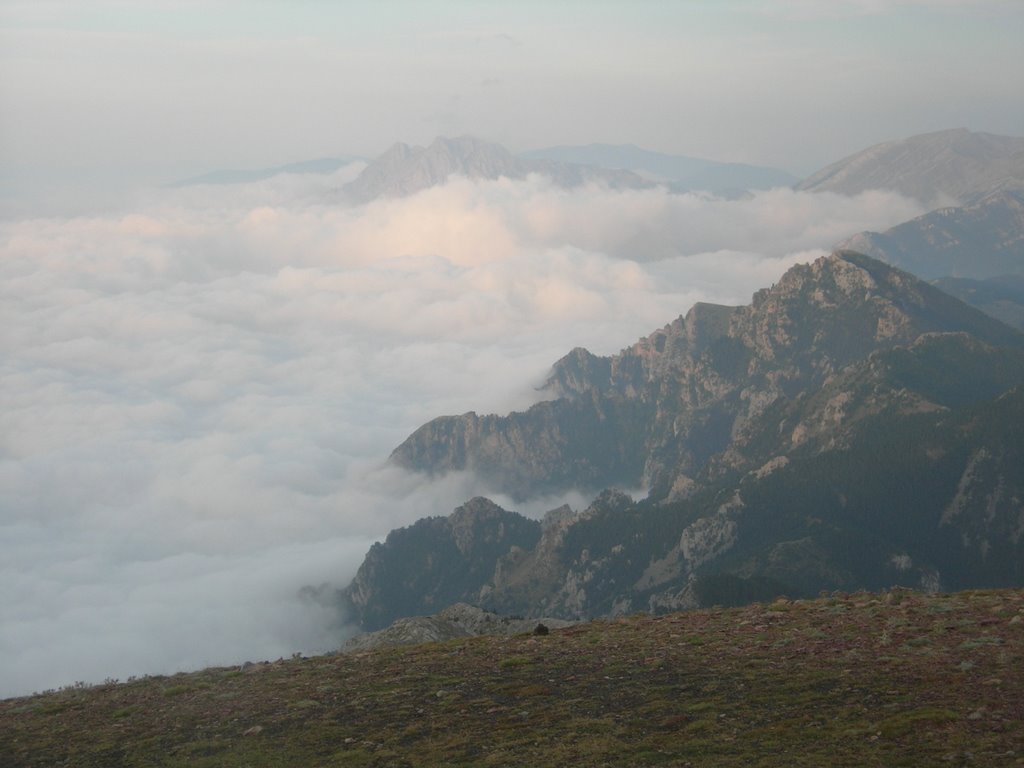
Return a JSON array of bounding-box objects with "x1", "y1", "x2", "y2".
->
[{"x1": 2, "y1": 2, "x2": 1023, "y2": 717}]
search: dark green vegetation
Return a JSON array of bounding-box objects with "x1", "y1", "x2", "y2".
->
[
  {"x1": 348, "y1": 498, "x2": 543, "y2": 632},
  {"x1": 3, "y1": 589, "x2": 1022, "y2": 767}
]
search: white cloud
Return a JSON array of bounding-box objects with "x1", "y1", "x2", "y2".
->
[{"x1": 0, "y1": 173, "x2": 925, "y2": 697}]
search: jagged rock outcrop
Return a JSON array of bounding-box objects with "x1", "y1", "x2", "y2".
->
[
  {"x1": 795, "y1": 128, "x2": 1024, "y2": 206},
  {"x1": 347, "y1": 352, "x2": 1024, "y2": 629},
  {"x1": 341, "y1": 497, "x2": 541, "y2": 631},
  {"x1": 341, "y1": 603, "x2": 574, "y2": 653},
  {"x1": 391, "y1": 252, "x2": 1024, "y2": 501},
  {"x1": 341, "y1": 136, "x2": 652, "y2": 203},
  {"x1": 344, "y1": 252, "x2": 1024, "y2": 630},
  {"x1": 836, "y1": 190, "x2": 1024, "y2": 280}
]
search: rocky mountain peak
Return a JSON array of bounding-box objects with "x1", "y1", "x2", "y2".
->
[
  {"x1": 339, "y1": 498, "x2": 542, "y2": 631},
  {"x1": 341, "y1": 135, "x2": 653, "y2": 204},
  {"x1": 449, "y1": 496, "x2": 519, "y2": 556},
  {"x1": 391, "y1": 251, "x2": 1023, "y2": 502},
  {"x1": 349, "y1": 249, "x2": 1024, "y2": 632}
]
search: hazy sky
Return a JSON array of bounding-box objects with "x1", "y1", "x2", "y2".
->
[
  {"x1": 0, "y1": 0, "x2": 1020, "y2": 698},
  {"x1": 2, "y1": 0, "x2": 1022, "y2": 202}
]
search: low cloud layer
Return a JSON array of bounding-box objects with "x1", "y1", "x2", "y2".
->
[{"x1": 0, "y1": 171, "x2": 924, "y2": 697}]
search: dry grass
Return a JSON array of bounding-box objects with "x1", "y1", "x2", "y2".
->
[{"x1": 2, "y1": 588, "x2": 1023, "y2": 766}]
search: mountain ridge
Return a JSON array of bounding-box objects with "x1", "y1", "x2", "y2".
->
[
  {"x1": 836, "y1": 189, "x2": 1024, "y2": 280},
  {"x1": 521, "y1": 142, "x2": 796, "y2": 195},
  {"x1": 347, "y1": 251, "x2": 1024, "y2": 630},
  {"x1": 391, "y1": 251, "x2": 1024, "y2": 501},
  {"x1": 340, "y1": 135, "x2": 654, "y2": 203},
  {"x1": 795, "y1": 128, "x2": 1024, "y2": 206}
]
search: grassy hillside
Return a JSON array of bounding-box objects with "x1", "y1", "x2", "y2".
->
[{"x1": 2, "y1": 589, "x2": 1022, "y2": 767}]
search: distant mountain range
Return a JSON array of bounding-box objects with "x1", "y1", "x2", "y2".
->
[
  {"x1": 521, "y1": 143, "x2": 797, "y2": 196},
  {"x1": 169, "y1": 136, "x2": 799, "y2": 199},
  {"x1": 832, "y1": 189, "x2": 1024, "y2": 329},
  {"x1": 167, "y1": 157, "x2": 362, "y2": 187},
  {"x1": 796, "y1": 128, "x2": 1024, "y2": 206},
  {"x1": 836, "y1": 190, "x2": 1024, "y2": 280},
  {"x1": 339, "y1": 136, "x2": 655, "y2": 203},
  {"x1": 343, "y1": 252, "x2": 1024, "y2": 630},
  {"x1": 169, "y1": 128, "x2": 1024, "y2": 209}
]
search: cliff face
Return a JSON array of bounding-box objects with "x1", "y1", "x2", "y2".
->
[
  {"x1": 344, "y1": 253, "x2": 1024, "y2": 631},
  {"x1": 347, "y1": 361, "x2": 1024, "y2": 630},
  {"x1": 391, "y1": 252, "x2": 1024, "y2": 501}
]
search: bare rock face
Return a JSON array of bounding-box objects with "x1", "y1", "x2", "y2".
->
[
  {"x1": 391, "y1": 252, "x2": 1023, "y2": 501},
  {"x1": 342, "y1": 252, "x2": 1024, "y2": 632},
  {"x1": 795, "y1": 128, "x2": 1024, "y2": 206}
]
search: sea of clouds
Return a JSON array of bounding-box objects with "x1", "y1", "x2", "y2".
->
[{"x1": 0, "y1": 166, "x2": 924, "y2": 697}]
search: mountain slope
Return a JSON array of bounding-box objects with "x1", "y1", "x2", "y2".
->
[
  {"x1": 796, "y1": 128, "x2": 1024, "y2": 205},
  {"x1": 836, "y1": 190, "x2": 1024, "y2": 280},
  {"x1": 932, "y1": 274, "x2": 1024, "y2": 331},
  {"x1": 357, "y1": 354, "x2": 1024, "y2": 624},
  {"x1": 391, "y1": 252, "x2": 1024, "y2": 501},
  {"x1": 341, "y1": 136, "x2": 652, "y2": 203},
  {"x1": 358, "y1": 252, "x2": 1024, "y2": 627},
  {"x1": 341, "y1": 602, "x2": 573, "y2": 652},
  {"x1": 521, "y1": 143, "x2": 796, "y2": 195},
  {"x1": 342, "y1": 497, "x2": 541, "y2": 632},
  {"x1": 4, "y1": 590, "x2": 1022, "y2": 768}
]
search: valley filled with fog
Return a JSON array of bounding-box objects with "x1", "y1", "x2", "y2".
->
[{"x1": 0, "y1": 167, "x2": 927, "y2": 697}]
